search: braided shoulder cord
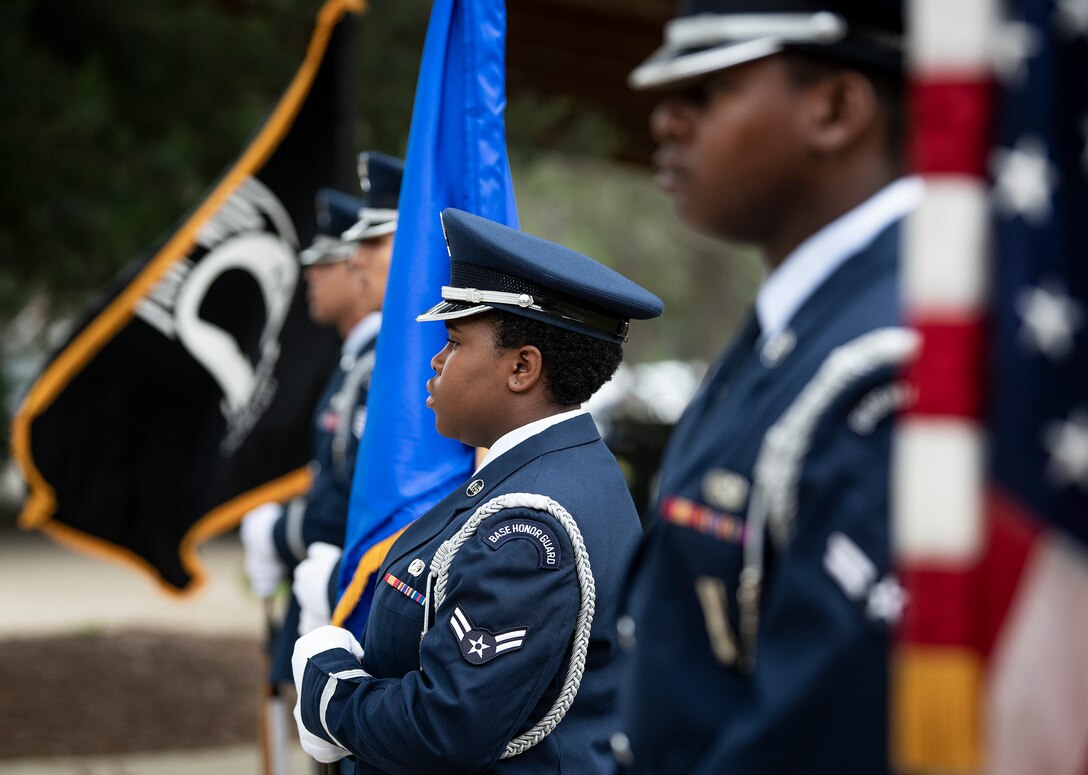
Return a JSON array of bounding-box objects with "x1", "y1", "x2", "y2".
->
[
  {"x1": 736, "y1": 327, "x2": 920, "y2": 673},
  {"x1": 755, "y1": 326, "x2": 921, "y2": 545},
  {"x1": 427, "y1": 492, "x2": 596, "y2": 759},
  {"x1": 331, "y1": 347, "x2": 377, "y2": 467}
]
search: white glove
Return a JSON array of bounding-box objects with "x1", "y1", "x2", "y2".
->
[
  {"x1": 295, "y1": 542, "x2": 343, "y2": 636},
  {"x1": 240, "y1": 502, "x2": 285, "y2": 598},
  {"x1": 291, "y1": 625, "x2": 365, "y2": 763}
]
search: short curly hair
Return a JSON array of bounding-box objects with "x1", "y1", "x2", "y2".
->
[{"x1": 483, "y1": 310, "x2": 623, "y2": 406}]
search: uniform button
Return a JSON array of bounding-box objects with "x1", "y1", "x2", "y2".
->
[
  {"x1": 610, "y1": 732, "x2": 634, "y2": 766},
  {"x1": 616, "y1": 615, "x2": 636, "y2": 651},
  {"x1": 760, "y1": 328, "x2": 796, "y2": 368},
  {"x1": 340, "y1": 354, "x2": 356, "y2": 371}
]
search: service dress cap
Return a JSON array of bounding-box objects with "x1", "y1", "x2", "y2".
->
[
  {"x1": 630, "y1": 0, "x2": 903, "y2": 90},
  {"x1": 341, "y1": 151, "x2": 404, "y2": 242},
  {"x1": 416, "y1": 208, "x2": 664, "y2": 345},
  {"x1": 300, "y1": 188, "x2": 367, "y2": 266}
]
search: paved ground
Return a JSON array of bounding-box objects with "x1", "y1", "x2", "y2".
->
[
  {"x1": 0, "y1": 528, "x2": 313, "y2": 774},
  {"x1": 0, "y1": 529, "x2": 261, "y2": 638},
  {"x1": 2, "y1": 745, "x2": 306, "y2": 775}
]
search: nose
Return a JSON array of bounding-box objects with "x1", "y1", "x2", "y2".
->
[
  {"x1": 430, "y1": 345, "x2": 447, "y2": 374},
  {"x1": 650, "y1": 97, "x2": 693, "y2": 145}
]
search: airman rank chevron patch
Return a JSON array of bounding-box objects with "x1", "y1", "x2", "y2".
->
[{"x1": 448, "y1": 605, "x2": 529, "y2": 665}]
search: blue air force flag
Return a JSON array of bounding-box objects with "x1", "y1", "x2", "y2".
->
[{"x1": 333, "y1": 0, "x2": 519, "y2": 635}]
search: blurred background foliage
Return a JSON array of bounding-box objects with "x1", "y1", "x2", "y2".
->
[{"x1": 0, "y1": 0, "x2": 761, "y2": 474}]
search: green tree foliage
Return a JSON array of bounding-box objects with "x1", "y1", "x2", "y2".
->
[
  {"x1": 0, "y1": 0, "x2": 322, "y2": 317},
  {"x1": 512, "y1": 153, "x2": 760, "y2": 364},
  {"x1": 353, "y1": 0, "x2": 427, "y2": 155},
  {"x1": 0, "y1": 0, "x2": 758, "y2": 358}
]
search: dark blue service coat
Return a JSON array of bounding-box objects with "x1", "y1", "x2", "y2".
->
[
  {"x1": 269, "y1": 334, "x2": 377, "y2": 682},
  {"x1": 298, "y1": 413, "x2": 642, "y2": 774},
  {"x1": 618, "y1": 222, "x2": 913, "y2": 774}
]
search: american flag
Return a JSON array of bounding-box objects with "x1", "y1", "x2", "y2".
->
[
  {"x1": 894, "y1": 0, "x2": 1088, "y2": 773},
  {"x1": 990, "y1": 0, "x2": 1088, "y2": 549}
]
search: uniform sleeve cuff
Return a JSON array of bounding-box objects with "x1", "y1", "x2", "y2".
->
[{"x1": 300, "y1": 650, "x2": 372, "y2": 749}]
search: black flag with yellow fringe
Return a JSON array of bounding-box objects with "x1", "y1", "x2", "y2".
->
[{"x1": 11, "y1": 0, "x2": 365, "y2": 594}]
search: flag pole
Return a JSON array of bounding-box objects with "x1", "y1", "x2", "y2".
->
[
  {"x1": 892, "y1": 0, "x2": 997, "y2": 771},
  {"x1": 261, "y1": 596, "x2": 289, "y2": 775}
]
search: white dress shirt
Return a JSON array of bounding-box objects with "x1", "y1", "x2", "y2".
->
[
  {"x1": 474, "y1": 408, "x2": 588, "y2": 475},
  {"x1": 342, "y1": 311, "x2": 382, "y2": 357},
  {"x1": 755, "y1": 177, "x2": 924, "y2": 339}
]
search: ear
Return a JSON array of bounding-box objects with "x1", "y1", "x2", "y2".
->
[
  {"x1": 805, "y1": 70, "x2": 879, "y2": 155},
  {"x1": 507, "y1": 345, "x2": 544, "y2": 394}
]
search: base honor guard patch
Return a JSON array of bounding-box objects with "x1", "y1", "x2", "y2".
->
[
  {"x1": 481, "y1": 518, "x2": 562, "y2": 569},
  {"x1": 448, "y1": 606, "x2": 528, "y2": 665}
]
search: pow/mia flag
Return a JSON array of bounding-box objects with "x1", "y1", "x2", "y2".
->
[{"x1": 11, "y1": 0, "x2": 364, "y2": 593}]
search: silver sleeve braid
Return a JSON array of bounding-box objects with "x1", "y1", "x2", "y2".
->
[{"x1": 428, "y1": 492, "x2": 596, "y2": 759}]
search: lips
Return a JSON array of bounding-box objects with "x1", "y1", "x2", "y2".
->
[
  {"x1": 655, "y1": 166, "x2": 681, "y2": 192},
  {"x1": 425, "y1": 378, "x2": 436, "y2": 408},
  {"x1": 653, "y1": 148, "x2": 683, "y2": 193}
]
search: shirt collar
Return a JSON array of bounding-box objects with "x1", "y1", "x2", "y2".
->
[
  {"x1": 342, "y1": 312, "x2": 382, "y2": 357},
  {"x1": 474, "y1": 408, "x2": 588, "y2": 475},
  {"x1": 755, "y1": 177, "x2": 924, "y2": 339}
]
